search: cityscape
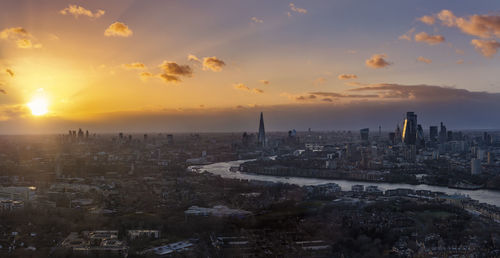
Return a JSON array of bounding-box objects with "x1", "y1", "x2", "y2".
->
[{"x1": 2, "y1": 0, "x2": 500, "y2": 257}]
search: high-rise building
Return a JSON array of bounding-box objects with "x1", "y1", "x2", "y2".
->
[
  {"x1": 429, "y1": 126, "x2": 438, "y2": 142},
  {"x1": 417, "y1": 124, "x2": 425, "y2": 147},
  {"x1": 471, "y1": 158, "x2": 481, "y2": 175},
  {"x1": 360, "y1": 128, "x2": 369, "y2": 141},
  {"x1": 439, "y1": 122, "x2": 447, "y2": 143},
  {"x1": 388, "y1": 132, "x2": 396, "y2": 145},
  {"x1": 402, "y1": 112, "x2": 417, "y2": 145},
  {"x1": 258, "y1": 112, "x2": 266, "y2": 147},
  {"x1": 395, "y1": 124, "x2": 401, "y2": 143}
]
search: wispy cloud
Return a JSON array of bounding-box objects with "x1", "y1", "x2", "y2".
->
[
  {"x1": 417, "y1": 56, "x2": 432, "y2": 64},
  {"x1": 414, "y1": 32, "x2": 445, "y2": 45},
  {"x1": 0, "y1": 27, "x2": 42, "y2": 49},
  {"x1": 289, "y1": 3, "x2": 307, "y2": 15},
  {"x1": 338, "y1": 74, "x2": 357, "y2": 80},
  {"x1": 251, "y1": 17, "x2": 264, "y2": 24},
  {"x1": 60, "y1": 5, "x2": 105, "y2": 19},
  {"x1": 121, "y1": 62, "x2": 146, "y2": 70}
]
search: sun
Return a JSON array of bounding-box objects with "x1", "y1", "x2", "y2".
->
[{"x1": 27, "y1": 95, "x2": 49, "y2": 116}]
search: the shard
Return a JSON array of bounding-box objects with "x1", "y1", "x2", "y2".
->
[{"x1": 258, "y1": 112, "x2": 266, "y2": 147}]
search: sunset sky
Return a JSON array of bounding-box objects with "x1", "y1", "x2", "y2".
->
[{"x1": 2, "y1": 0, "x2": 500, "y2": 133}]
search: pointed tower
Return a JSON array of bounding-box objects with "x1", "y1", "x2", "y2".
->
[{"x1": 258, "y1": 112, "x2": 266, "y2": 147}]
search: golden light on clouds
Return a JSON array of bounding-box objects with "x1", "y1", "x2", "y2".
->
[{"x1": 104, "y1": 22, "x2": 133, "y2": 37}]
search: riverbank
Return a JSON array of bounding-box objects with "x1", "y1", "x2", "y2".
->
[{"x1": 190, "y1": 159, "x2": 500, "y2": 207}]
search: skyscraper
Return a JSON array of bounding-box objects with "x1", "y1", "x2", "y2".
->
[
  {"x1": 360, "y1": 128, "x2": 369, "y2": 141},
  {"x1": 402, "y1": 112, "x2": 417, "y2": 145},
  {"x1": 429, "y1": 126, "x2": 438, "y2": 142},
  {"x1": 258, "y1": 112, "x2": 266, "y2": 147},
  {"x1": 417, "y1": 124, "x2": 425, "y2": 147},
  {"x1": 439, "y1": 122, "x2": 447, "y2": 143}
]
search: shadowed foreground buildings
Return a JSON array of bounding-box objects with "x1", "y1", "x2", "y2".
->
[{"x1": 0, "y1": 112, "x2": 499, "y2": 256}]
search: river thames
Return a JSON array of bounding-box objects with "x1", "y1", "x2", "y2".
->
[{"x1": 191, "y1": 160, "x2": 500, "y2": 207}]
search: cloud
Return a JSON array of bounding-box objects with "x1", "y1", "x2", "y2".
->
[
  {"x1": 470, "y1": 39, "x2": 500, "y2": 57},
  {"x1": 5, "y1": 69, "x2": 14, "y2": 77},
  {"x1": 0, "y1": 27, "x2": 29, "y2": 39},
  {"x1": 296, "y1": 94, "x2": 317, "y2": 101},
  {"x1": 202, "y1": 56, "x2": 225, "y2": 72},
  {"x1": 399, "y1": 28, "x2": 415, "y2": 41},
  {"x1": 289, "y1": 3, "x2": 307, "y2": 14},
  {"x1": 140, "y1": 72, "x2": 153, "y2": 80},
  {"x1": 418, "y1": 15, "x2": 435, "y2": 25},
  {"x1": 187, "y1": 54, "x2": 201, "y2": 62},
  {"x1": 346, "y1": 83, "x2": 500, "y2": 102},
  {"x1": 234, "y1": 83, "x2": 264, "y2": 94},
  {"x1": 338, "y1": 74, "x2": 358, "y2": 80},
  {"x1": 437, "y1": 9, "x2": 500, "y2": 39},
  {"x1": 0, "y1": 89, "x2": 6, "y2": 94},
  {"x1": 414, "y1": 32, "x2": 445, "y2": 45},
  {"x1": 347, "y1": 50, "x2": 357, "y2": 54},
  {"x1": 310, "y1": 92, "x2": 378, "y2": 99},
  {"x1": 417, "y1": 56, "x2": 432, "y2": 64},
  {"x1": 59, "y1": 5, "x2": 105, "y2": 19},
  {"x1": 157, "y1": 61, "x2": 192, "y2": 83},
  {"x1": 253, "y1": 88, "x2": 264, "y2": 94},
  {"x1": 259, "y1": 80, "x2": 270, "y2": 85},
  {"x1": 314, "y1": 77, "x2": 327, "y2": 85},
  {"x1": 234, "y1": 83, "x2": 250, "y2": 91},
  {"x1": 322, "y1": 98, "x2": 333, "y2": 102},
  {"x1": 365, "y1": 54, "x2": 391, "y2": 69},
  {"x1": 251, "y1": 17, "x2": 264, "y2": 23},
  {"x1": 159, "y1": 61, "x2": 193, "y2": 77},
  {"x1": 456, "y1": 59, "x2": 464, "y2": 64},
  {"x1": 0, "y1": 27, "x2": 41, "y2": 49},
  {"x1": 159, "y1": 74, "x2": 181, "y2": 83},
  {"x1": 104, "y1": 22, "x2": 133, "y2": 37},
  {"x1": 121, "y1": 62, "x2": 146, "y2": 69}
]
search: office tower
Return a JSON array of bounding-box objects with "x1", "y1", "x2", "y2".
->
[
  {"x1": 360, "y1": 128, "x2": 369, "y2": 141},
  {"x1": 439, "y1": 122, "x2": 447, "y2": 143},
  {"x1": 402, "y1": 112, "x2": 417, "y2": 145},
  {"x1": 429, "y1": 126, "x2": 438, "y2": 142},
  {"x1": 167, "y1": 134, "x2": 174, "y2": 144},
  {"x1": 395, "y1": 124, "x2": 402, "y2": 143},
  {"x1": 471, "y1": 158, "x2": 481, "y2": 175},
  {"x1": 378, "y1": 125, "x2": 381, "y2": 137},
  {"x1": 447, "y1": 131, "x2": 453, "y2": 142},
  {"x1": 388, "y1": 132, "x2": 396, "y2": 145},
  {"x1": 417, "y1": 124, "x2": 425, "y2": 147},
  {"x1": 488, "y1": 152, "x2": 494, "y2": 165},
  {"x1": 258, "y1": 112, "x2": 266, "y2": 147}
]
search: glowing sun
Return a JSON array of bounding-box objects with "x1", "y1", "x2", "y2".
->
[{"x1": 27, "y1": 95, "x2": 49, "y2": 116}]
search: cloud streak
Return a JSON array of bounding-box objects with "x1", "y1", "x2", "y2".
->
[
  {"x1": 414, "y1": 32, "x2": 445, "y2": 45},
  {"x1": 60, "y1": 5, "x2": 105, "y2": 19}
]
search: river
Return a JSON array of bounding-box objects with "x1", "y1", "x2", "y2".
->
[{"x1": 191, "y1": 159, "x2": 500, "y2": 207}]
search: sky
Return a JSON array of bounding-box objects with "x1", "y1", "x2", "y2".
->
[{"x1": 2, "y1": 0, "x2": 500, "y2": 133}]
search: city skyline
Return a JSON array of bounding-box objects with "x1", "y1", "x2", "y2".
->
[{"x1": 2, "y1": 0, "x2": 500, "y2": 133}]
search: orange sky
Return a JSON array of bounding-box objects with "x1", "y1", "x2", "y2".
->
[{"x1": 1, "y1": 0, "x2": 500, "y2": 133}]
